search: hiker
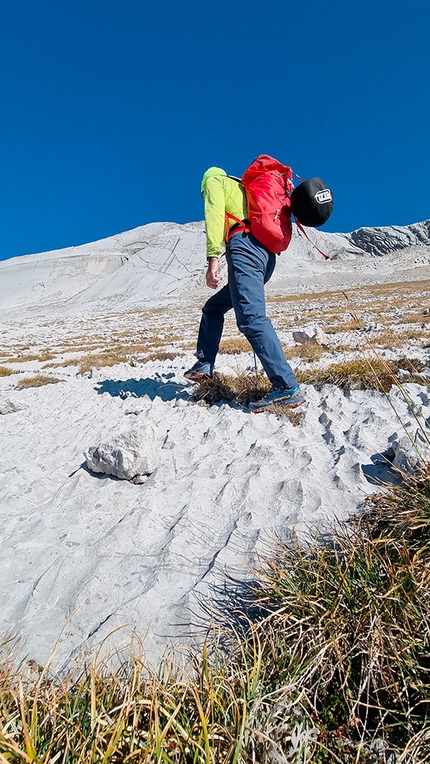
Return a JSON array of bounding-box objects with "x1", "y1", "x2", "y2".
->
[{"x1": 184, "y1": 166, "x2": 305, "y2": 412}]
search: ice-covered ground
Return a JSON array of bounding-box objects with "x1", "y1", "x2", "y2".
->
[{"x1": 1, "y1": 218, "x2": 430, "y2": 669}]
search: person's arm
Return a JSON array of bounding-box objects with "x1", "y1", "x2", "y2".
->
[{"x1": 204, "y1": 177, "x2": 226, "y2": 260}]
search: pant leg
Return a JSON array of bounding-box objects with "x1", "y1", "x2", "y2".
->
[
  {"x1": 227, "y1": 231, "x2": 298, "y2": 389},
  {"x1": 196, "y1": 283, "x2": 233, "y2": 364}
]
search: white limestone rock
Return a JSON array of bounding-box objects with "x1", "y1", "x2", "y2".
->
[
  {"x1": 389, "y1": 428, "x2": 430, "y2": 474},
  {"x1": 0, "y1": 398, "x2": 29, "y2": 414},
  {"x1": 84, "y1": 425, "x2": 158, "y2": 480},
  {"x1": 292, "y1": 325, "x2": 329, "y2": 346}
]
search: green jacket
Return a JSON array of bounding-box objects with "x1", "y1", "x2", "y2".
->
[{"x1": 202, "y1": 174, "x2": 247, "y2": 259}]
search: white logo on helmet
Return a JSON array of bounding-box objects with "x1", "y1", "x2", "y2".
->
[{"x1": 315, "y1": 189, "x2": 332, "y2": 204}]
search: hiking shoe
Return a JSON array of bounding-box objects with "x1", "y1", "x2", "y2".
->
[
  {"x1": 184, "y1": 360, "x2": 214, "y2": 381},
  {"x1": 249, "y1": 385, "x2": 305, "y2": 413}
]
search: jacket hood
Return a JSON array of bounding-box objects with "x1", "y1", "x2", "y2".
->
[{"x1": 201, "y1": 167, "x2": 227, "y2": 196}]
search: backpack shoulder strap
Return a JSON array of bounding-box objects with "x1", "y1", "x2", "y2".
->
[{"x1": 225, "y1": 212, "x2": 249, "y2": 242}]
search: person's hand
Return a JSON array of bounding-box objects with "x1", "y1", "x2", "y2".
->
[{"x1": 206, "y1": 258, "x2": 219, "y2": 289}]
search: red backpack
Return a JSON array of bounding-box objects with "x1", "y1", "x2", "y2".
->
[{"x1": 226, "y1": 154, "x2": 294, "y2": 254}]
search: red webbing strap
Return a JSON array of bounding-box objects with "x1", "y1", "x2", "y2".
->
[
  {"x1": 225, "y1": 212, "x2": 249, "y2": 241},
  {"x1": 295, "y1": 220, "x2": 330, "y2": 260}
]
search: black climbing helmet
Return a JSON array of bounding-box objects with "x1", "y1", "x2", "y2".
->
[{"x1": 290, "y1": 177, "x2": 334, "y2": 227}]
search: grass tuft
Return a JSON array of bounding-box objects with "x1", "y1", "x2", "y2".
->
[
  {"x1": 193, "y1": 372, "x2": 271, "y2": 406},
  {"x1": 298, "y1": 357, "x2": 426, "y2": 392},
  {"x1": 16, "y1": 375, "x2": 62, "y2": 389},
  {"x1": 285, "y1": 343, "x2": 326, "y2": 362},
  {"x1": 219, "y1": 337, "x2": 252, "y2": 354},
  {"x1": 0, "y1": 366, "x2": 14, "y2": 376},
  {"x1": 360, "y1": 463, "x2": 430, "y2": 551},
  {"x1": 192, "y1": 372, "x2": 305, "y2": 423}
]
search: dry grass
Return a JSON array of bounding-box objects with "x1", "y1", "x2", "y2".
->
[
  {"x1": 77, "y1": 352, "x2": 130, "y2": 374},
  {"x1": 247, "y1": 478, "x2": 430, "y2": 761},
  {"x1": 267, "y1": 280, "x2": 430, "y2": 338},
  {"x1": 191, "y1": 373, "x2": 305, "y2": 424},
  {"x1": 284, "y1": 343, "x2": 326, "y2": 362},
  {"x1": 191, "y1": 350, "x2": 428, "y2": 413},
  {"x1": 4, "y1": 352, "x2": 57, "y2": 363},
  {"x1": 219, "y1": 337, "x2": 252, "y2": 354},
  {"x1": 193, "y1": 371, "x2": 271, "y2": 406},
  {"x1": 333, "y1": 343, "x2": 356, "y2": 353},
  {"x1": 0, "y1": 366, "x2": 14, "y2": 376},
  {"x1": 75, "y1": 346, "x2": 183, "y2": 373},
  {"x1": 403, "y1": 311, "x2": 430, "y2": 324},
  {"x1": 144, "y1": 350, "x2": 180, "y2": 362},
  {"x1": 403, "y1": 328, "x2": 427, "y2": 341},
  {"x1": 297, "y1": 357, "x2": 426, "y2": 392},
  {"x1": 15, "y1": 375, "x2": 62, "y2": 389},
  {"x1": 373, "y1": 329, "x2": 405, "y2": 348},
  {"x1": 0, "y1": 642, "x2": 250, "y2": 764}
]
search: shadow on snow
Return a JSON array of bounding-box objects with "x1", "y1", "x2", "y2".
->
[{"x1": 94, "y1": 376, "x2": 192, "y2": 403}]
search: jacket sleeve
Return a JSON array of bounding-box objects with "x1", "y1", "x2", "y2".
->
[{"x1": 204, "y1": 177, "x2": 226, "y2": 259}]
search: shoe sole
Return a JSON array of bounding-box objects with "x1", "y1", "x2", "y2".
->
[{"x1": 184, "y1": 373, "x2": 212, "y2": 381}]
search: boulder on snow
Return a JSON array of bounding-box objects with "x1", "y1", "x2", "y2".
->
[{"x1": 84, "y1": 426, "x2": 158, "y2": 481}]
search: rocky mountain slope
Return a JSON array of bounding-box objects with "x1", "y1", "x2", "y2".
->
[{"x1": 1, "y1": 219, "x2": 429, "y2": 316}]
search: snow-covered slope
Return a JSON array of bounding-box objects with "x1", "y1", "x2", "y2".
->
[
  {"x1": 0, "y1": 222, "x2": 206, "y2": 313},
  {"x1": 1, "y1": 219, "x2": 429, "y2": 315},
  {"x1": 1, "y1": 217, "x2": 430, "y2": 671}
]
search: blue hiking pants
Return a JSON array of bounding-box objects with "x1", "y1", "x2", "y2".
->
[{"x1": 196, "y1": 230, "x2": 298, "y2": 390}]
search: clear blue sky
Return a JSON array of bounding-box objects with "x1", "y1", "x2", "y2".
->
[{"x1": 0, "y1": 0, "x2": 429, "y2": 260}]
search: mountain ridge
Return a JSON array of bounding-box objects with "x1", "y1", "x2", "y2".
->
[{"x1": 0, "y1": 219, "x2": 429, "y2": 315}]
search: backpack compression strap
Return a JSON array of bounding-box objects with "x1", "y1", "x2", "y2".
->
[{"x1": 224, "y1": 176, "x2": 249, "y2": 242}]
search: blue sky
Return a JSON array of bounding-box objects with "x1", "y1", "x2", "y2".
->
[{"x1": 0, "y1": 0, "x2": 429, "y2": 260}]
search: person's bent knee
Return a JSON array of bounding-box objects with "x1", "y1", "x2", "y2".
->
[
  {"x1": 203, "y1": 303, "x2": 220, "y2": 318},
  {"x1": 237, "y1": 316, "x2": 270, "y2": 337}
]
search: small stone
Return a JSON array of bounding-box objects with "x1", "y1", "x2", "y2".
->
[
  {"x1": 292, "y1": 324, "x2": 329, "y2": 346},
  {"x1": 84, "y1": 425, "x2": 158, "y2": 480},
  {"x1": 132, "y1": 474, "x2": 149, "y2": 484},
  {"x1": 292, "y1": 330, "x2": 315, "y2": 345}
]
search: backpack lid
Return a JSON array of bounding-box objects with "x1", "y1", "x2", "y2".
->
[{"x1": 290, "y1": 177, "x2": 334, "y2": 227}]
